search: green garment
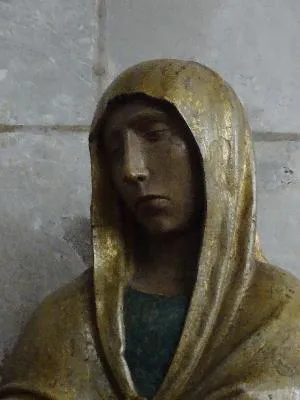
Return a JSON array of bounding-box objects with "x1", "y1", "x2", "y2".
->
[{"x1": 124, "y1": 288, "x2": 190, "y2": 399}]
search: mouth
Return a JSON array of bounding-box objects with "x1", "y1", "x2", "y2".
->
[{"x1": 135, "y1": 195, "x2": 169, "y2": 209}]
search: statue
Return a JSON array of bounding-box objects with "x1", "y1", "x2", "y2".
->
[{"x1": 1, "y1": 59, "x2": 300, "y2": 399}]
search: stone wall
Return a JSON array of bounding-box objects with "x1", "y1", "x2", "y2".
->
[
  {"x1": 106, "y1": 0, "x2": 300, "y2": 133},
  {"x1": 1, "y1": 0, "x2": 300, "y2": 378},
  {"x1": 0, "y1": 0, "x2": 102, "y2": 375}
]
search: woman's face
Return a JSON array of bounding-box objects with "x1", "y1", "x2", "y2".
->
[{"x1": 103, "y1": 99, "x2": 205, "y2": 235}]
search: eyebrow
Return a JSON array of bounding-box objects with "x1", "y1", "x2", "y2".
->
[
  {"x1": 105, "y1": 109, "x2": 169, "y2": 139},
  {"x1": 126, "y1": 109, "x2": 168, "y2": 125}
]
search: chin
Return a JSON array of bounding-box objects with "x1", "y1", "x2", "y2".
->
[{"x1": 140, "y1": 217, "x2": 187, "y2": 237}]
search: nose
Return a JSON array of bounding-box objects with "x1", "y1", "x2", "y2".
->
[{"x1": 123, "y1": 129, "x2": 148, "y2": 184}]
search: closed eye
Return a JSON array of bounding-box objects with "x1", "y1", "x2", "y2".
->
[
  {"x1": 144, "y1": 129, "x2": 170, "y2": 141},
  {"x1": 106, "y1": 130, "x2": 124, "y2": 157},
  {"x1": 108, "y1": 141, "x2": 124, "y2": 158},
  {"x1": 111, "y1": 145, "x2": 123, "y2": 156}
]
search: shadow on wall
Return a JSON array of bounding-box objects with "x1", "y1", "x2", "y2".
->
[
  {"x1": 0, "y1": 216, "x2": 93, "y2": 381},
  {"x1": 62, "y1": 216, "x2": 93, "y2": 268}
]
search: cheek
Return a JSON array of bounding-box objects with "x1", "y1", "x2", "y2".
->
[
  {"x1": 168, "y1": 145, "x2": 198, "y2": 210},
  {"x1": 155, "y1": 143, "x2": 195, "y2": 205},
  {"x1": 152, "y1": 140, "x2": 191, "y2": 173},
  {"x1": 170, "y1": 144, "x2": 194, "y2": 185}
]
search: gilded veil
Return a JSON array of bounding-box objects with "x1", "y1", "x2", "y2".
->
[{"x1": 1, "y1": 60, "x2": 300, "y2": 399}]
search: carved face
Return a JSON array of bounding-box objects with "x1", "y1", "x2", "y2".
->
[{"x1": 103, "y1": 98, "x2": 205, "y2": 235}]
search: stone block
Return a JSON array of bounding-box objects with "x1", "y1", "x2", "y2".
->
[
  {"x1": 0, "y1": 0, "x2": 101, "y2": 125},
  {"x1": 255, "y1": 139, "x2": 300, "y2": 277},
  {"x1": 106, "y1": 0, "x2": 300, "y2": 133}
]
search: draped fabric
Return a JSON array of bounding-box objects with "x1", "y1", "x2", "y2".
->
[{"x1": 1, "y1": 59, "x2": 300, "y2": 400}]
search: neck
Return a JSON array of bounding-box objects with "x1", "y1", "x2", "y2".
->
[{"x1": 130, "y1": 227, "x2": 201, "y2": 297}]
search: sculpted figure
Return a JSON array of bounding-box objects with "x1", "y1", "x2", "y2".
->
[{"x1": 1, "y1": 59, "x2": 300, "y2": 399}]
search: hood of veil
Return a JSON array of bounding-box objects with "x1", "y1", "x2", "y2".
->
[{"x1": 88, "y1": 59, "x2": 268, "y2": 399}]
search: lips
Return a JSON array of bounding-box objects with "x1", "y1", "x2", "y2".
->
[{"x1": 135, "y1": 195, "x2": 169, "y2": 209}]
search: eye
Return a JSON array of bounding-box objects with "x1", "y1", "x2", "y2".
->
[
  {"x1": 144, "y1": 128, "x2": 170, "y2": 142},
  {"x1": 106, "y1": 130, "x2": 124, "y2": 158},
  {"x1": 110, "y1": 144, "x2": 123, "y2": 157},
  {"x1": 107, "y1": 140, "x2": 124, "y2": 159}
]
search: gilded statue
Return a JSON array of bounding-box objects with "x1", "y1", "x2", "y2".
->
[{"x1": 1, "y1": 59, "x2": 300, "y2": 399}]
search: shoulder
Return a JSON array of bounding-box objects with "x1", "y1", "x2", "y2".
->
[
  {"x1": 30, "y1": 267, "x2": 94, "y2": 328},
  {"x1": 0, "y1": 268, "x2": 113, "y2": 399},
  {"x1": 254, "y1": 261, "x2": 300, "y2": 377},
  {"x1": 40, "y1": 267, "x2": 93, "y2": 309},
  {"x1": 253, "y1": 260, "x2": 300, "y2": 303},
  {"x1": 2, "y1": 268, "x2": 98, "y2": 382},
  {"x1": 252, "y1": 260, "x2": 300, "y2": 329},
  {"x1": 16, "y1": 267, "x2": 95, "y2": 351},
  {"x1": 234, "y1": 260, "x2": 300, "y2": 356}
]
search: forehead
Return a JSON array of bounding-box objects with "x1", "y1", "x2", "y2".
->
[{"x1": 103, "y1": 100, "x2": 171, "y2": 135}]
